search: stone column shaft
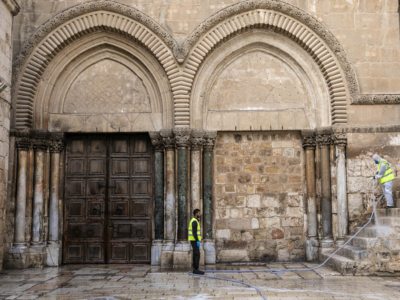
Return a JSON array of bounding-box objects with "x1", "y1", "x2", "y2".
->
[
  {"x1": 161, "y1": 130, "x2": 176, "y2": 242},
  {"x1": 317, "y1": 129, "x2": 333, "y2": 247},
  {"x1": 335, "y1": 134, "x2": 348, "y2": 245},
  {"x1": 154, "y1": 150, "x2": 164, "y2": 240},
  {"x1": 48, "y1": 151, "x2": 60, "y2": 242},
  {"x1": 14, "y1": 139, "x2": 30, "y2": 246},
  {"x1": 190, "y1": 130, "x2": 204, "y2": 214},
  {"x1": 203, "y1": 132, "x2": 216, "y2": 240},
  {"x1": 32, "y1": 143, "x2": 46, "y2": 246},
  {"x1": 174, "y1": 128, "x2": 190, "y2": 241}
]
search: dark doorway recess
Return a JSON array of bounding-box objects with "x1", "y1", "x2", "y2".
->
[{"x1": 63, "y1": 134, "x2": 153, "y2": 264}]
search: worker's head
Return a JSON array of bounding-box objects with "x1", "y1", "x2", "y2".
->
[
  {"x1": 373, "y1": 154, "x2": 382, "y2": 164},
  {"x1": 193, "y1": 209, "x2": 201, "y2": 218}
]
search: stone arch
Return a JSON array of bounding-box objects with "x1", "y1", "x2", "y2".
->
[
  {"x1": 12, "y1": 0, "x2": 180, "y2": 129},
  {"x1": 178, "y1": 1, "x2": 356, "y2": 125}
]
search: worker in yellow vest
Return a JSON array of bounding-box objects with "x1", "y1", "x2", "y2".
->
[
  {"x1": 373, "y1": 154, "x2": 395, "y2": 208},
  {"x1": 189, "y1": 209, "x2": 204, "y2": 275}
]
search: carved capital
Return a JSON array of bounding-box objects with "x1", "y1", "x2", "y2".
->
[
  {"x1": 333, "y1": 132, "x2": 347, "y2": 147},
  {"x1": 160, "y1": 129, "x2": 175, "y2": 150},
  {"x1": 316, "y1": 127, "x2": 332, "y2": 147},
  {"x1": 191, "y1": 129, "x2": 205, "y2": 150},
  {"x1": 48, "y1": 132, "x2": 65, "y2": 152},
  {"x1": 203, "y1": 131, "x2": 217, "y2": 151},
  {"x1": 173, "y1": 128, "x2": 191, "y2": 149},
  {"x1": 149, "y1": 132, "x2": 164, "y2": 151},
  {"x1": 16, "y1": 137, "x2": 31, "y2": 150},
  {"x1": 301, "y1": 129, "x2": 316, "y2": 149}
]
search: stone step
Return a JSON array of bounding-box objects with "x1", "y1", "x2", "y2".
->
[
  {"x1": 376, "y1": 208, "x2": 400, "y2": 217},
  {"x1": 346, "y1": 235, "x2": 379, "y2": 248},
  {"x1": 355, "y1": 225, "x2": 395, "y2": 238},
  {"x1": 372, "y1": 217, "x2": 400, "y2": 227},
  {"x1": 320, "y1": 251, "x2": 357, "y2": 275},
  {"x1": 337, "y1": 245, "x2": 368, "y2": 260}
]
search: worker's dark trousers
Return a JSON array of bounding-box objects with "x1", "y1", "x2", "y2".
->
[{"x1": 190, "y1": 241, "x2": 200, "y2": 270}]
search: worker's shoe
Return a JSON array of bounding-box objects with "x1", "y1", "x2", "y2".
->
[
  {"x1": 385, "y1": 205, "x2": 394, "y2": 209},
  {"x1": 193, "y1": 269, "x2": 205, "y2": 275}
]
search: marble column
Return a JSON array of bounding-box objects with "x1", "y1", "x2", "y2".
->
[
  {"x1": 190, "y1": 130, "x2": 204, "y2": 213},
  {"x1": 160, "y1": 129, "x2": 175, "y2": 267},
  {"x1": 302, "y1": 130, "x2": 318, "y2": 261},
  {"x1": 31, "y1": 138, "x2": 48, "y2": 247},
  {"x1": 14, "y1": 138, "x2": 30, "y2": 248},
  {"x1": 174, "y1": 128, "x2": 190, "y2": 242},
  {"x1": 149, "y1": 132, "x2": 164, "y2": 266},
  {"x1": 47, "y1": 135, "x2": 64, "y2": 266},
  {"x1": 334, "y1": 132, "x2": 348, "y2": 245},
  {"x1": 317, "y1": 128, "x2": 333, "y2": 248},
  {"x1": 203, "y1": 131, "x2": 217, "y2": 264}
]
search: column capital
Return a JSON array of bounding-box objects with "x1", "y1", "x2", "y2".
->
[
  {"x1": 316, "y1": 127, "x2": 332, "y2": 147},
  {"x1": 149, "y1": 132, "x2": 164, "y2": 152},
  {"x1": 301, "y1": 129, "x2": 316, "y2": 149},
  {"x1": 49, "y1": 132, "x2": 65, "y2": 153},
  {"x1": 16, "y1": 137, "x2": 31, "y2": 150},
  {"x1": 191, "y1": 129, "x2": 205, "y2": 150},
  {"x1": 333, "y1": 132, "x2": 347, "y2": 147},
  {"x1": 203, "y1": 131, "x2": 217, "y2": 151},
  {"x1": 31, "y1": 130, "x2": 49, "y2": 151},
  {"x1": 160, "y1": 129, "x2": 175, "y2": 150},
  {"x1": 173, "y1": 128, "x2": 191, "y2": 149}
]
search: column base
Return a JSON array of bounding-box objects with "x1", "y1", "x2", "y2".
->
[
  {"x1": 173, "y1": 241, "x2": 191, "y2": 269},
  {"x1": 305, "y1": 237, "x2": 319, "y2": 262},
  {"x1": 46, "y1": 242, "x2": 62, "y2": 267},
  {"x1": 151, "y1": 240, "x2": 163, "y2": 266},
  {"x1": 4, "y1": 244, "x2": 46, "y2": 269},
  {"x1": 161, "y1": 240, "x2": 174, "y2": 268},
  {"x1": 335, "y1": 237, "x2": 345, "y2": 246},
  {"x1": 203, "y1": 240, "x2": 216, "y2": 265},
  {"x1": 319, "y1": 238, "x2": 334, "y2": 248}
]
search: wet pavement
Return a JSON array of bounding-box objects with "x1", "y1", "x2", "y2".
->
[{"x1": 0, "y1": 263, "x2": 399, "y2": 299}]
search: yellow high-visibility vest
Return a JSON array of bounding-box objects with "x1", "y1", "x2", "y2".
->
[
  {"x1": 188, "y1": 218, "x2": 201, "y2": 241},
  {"x1": 378, "y1": 159, "x2": 395, "y2": 184}
]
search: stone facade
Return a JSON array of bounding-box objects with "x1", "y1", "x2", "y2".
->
[
  {"x1": 1, "y1": 0, "x2": 400, "y2": 274},
  {"x1": 214, "y1": 132, "x2": 305, "y2": 262},
  {"x1": 0, "y1": 0, "x2": 19, "y2": 271}
]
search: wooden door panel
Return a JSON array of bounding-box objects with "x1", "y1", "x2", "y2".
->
[{"x1": 65, "y1": 134, "x2": 152, "y2": 264}]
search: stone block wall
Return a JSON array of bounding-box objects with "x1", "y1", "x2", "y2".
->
[
  {"x1": 0, "y1": 0, "x2": 18, "y2": 271},
  {"x1": 347, "y1": 132, "x2": 400, "y2": 232},
  {"x1": 214, "y1": 132, "x2": 306, "y2": 262}
]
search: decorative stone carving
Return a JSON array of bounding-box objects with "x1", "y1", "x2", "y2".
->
[
  {"x1": 173, "y1": 128, "x2": 191, "y2": 149},
  {"x1": 301, "y1": 130, "x2": 316, "y2": 149},
  {"x1": 15, "y1": 137, "x2": 31, "y2": 150},
  {"x1": 203, "y1": 131, "x2": 217, "y2": 151},
  {"x1": 149, "y1": 132, "x2": 164, "y2": 152},
  {"x1": 49, "y1": 133, "x2": 65, "y2": 153},
  {"x1": 333, "y1": 133, "x2": 347, "y2": 147},
  {"x1": 316, "y1": 127, "x2": 332, "y2": 147},
  {"x1": 191, "y1": 129, "x2": 205, "y2": 150},
  {"x1": 160, "y1": 129, "x2": 175, "y2": 150},
  {"x1": 30, "y1": 131, "x2": 49, "y2": 151}
]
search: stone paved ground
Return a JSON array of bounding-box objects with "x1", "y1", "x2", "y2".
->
[{"x1": 0, "y1": 263, "x2": 399, "y2": 299}]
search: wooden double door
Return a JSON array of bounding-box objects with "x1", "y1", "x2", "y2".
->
[{"x1": 64, "y1": 134, "x2": 153, "y2": 264}]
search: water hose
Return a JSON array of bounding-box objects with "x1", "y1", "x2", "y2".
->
[{"x1": 189, "y1": 181, "x2": 384, "y2": 300}]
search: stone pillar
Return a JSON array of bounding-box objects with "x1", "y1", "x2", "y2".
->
[
  {"x1": 203, "y1": 131, "x2": 217, "y2": 264},
  {"x1": 173, "y1": 128, "x2": 191, "y2": 268},
  {"x1": 14, "y1": 138, "x2": 30, "y2": 248},
  {"x1": 334, "y1": 132, "x2": 348, "y2": 245},
  {"x1": 160, "y1": 129, "x2": 175, "y2": 267},
  {"x1": 302, "y1": 130, "x2": 318, "y2": 261},
  {"x1": 190, "y1": 130, "x2": 204, "y2": 213},
  {"x1": 47, "y1": 135, "x2": 64, "y2": 266},
  {"x1": 31, "y1": 138, "x2": 47, "y2": 247},
  {"x1": 149, "y1": 132, "x2": 164, "y2": 266},
  {"x1": 317, "y1": 128, "x2": 333, "y2": 248}
]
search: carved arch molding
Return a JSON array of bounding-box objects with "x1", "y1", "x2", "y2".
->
[{"x1": 13, "y1": 0, "x2": 399, "y2": 130}]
